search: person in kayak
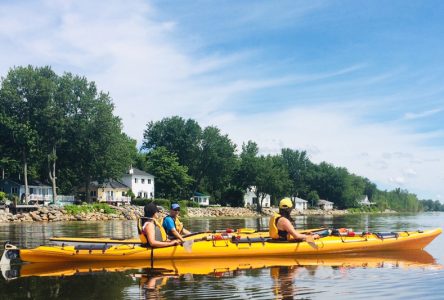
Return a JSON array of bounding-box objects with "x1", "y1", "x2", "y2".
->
[
  {"x1": 139, "y1": 202, "x2": 181, "y2": 248},
  {"x1": 269, "y1": 198, "x2": 320, "y2": 242},
  {"x1": 162, "y1": 203, "x2": 191, "y2": 243}
]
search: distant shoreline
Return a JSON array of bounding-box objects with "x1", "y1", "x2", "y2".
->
[{"x1": 0, "y1": 205, "x2": 398, "y2": 223}]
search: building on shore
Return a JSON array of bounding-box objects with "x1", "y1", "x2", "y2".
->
[
  {"x1": 120, "y1": 167, "x2": 155, "y2": 199},
  {"x1": 318, "y1": 199, "x2": 334, "y2": 210},
  {"x1": 244, "y1": 186, "x2": 271, "y2": 208},
  {"x1": 0, "y1": 178, "x2": 74, "y2": 205},
  {"x1": 78, "y1": 180, "x2": 131, "y2": 205},
  {"x1": 357, "y1": 195, "x2": 375, "y2": 206},
  {"x1": 192, "y1": 192, "x2": 210, "y2": 206},
  {"x1": 291, "y1": 196, "x2": 308, "y2": 212}
]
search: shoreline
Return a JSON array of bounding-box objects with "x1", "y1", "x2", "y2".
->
[{"x1": 0, "y1": 205, "x2": 397, "y2": 223}]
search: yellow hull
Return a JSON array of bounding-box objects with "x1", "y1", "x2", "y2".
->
[
  {"x1": 18, "y1": 228, "x2": 442, "y2": 263},
  {"x1": 11, "y1": 250, "x2": 440, "y2": 280}
]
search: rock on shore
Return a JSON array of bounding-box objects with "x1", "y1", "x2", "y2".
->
[
  {"x1": 0, "y1": 205, "x2": 352, "y2": 223},
  {"x1": 0, "y1": 205, "x2": 144, "y2": 223}
]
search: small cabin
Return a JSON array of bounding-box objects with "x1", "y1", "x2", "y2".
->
[{"x1": 193, "y1": 192, "x2": 210, "y2": 206}]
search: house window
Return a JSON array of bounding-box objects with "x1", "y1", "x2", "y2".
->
[
  {"x1": 150, "y1": 192, "x2": 153, "y2": 197},
  {"x1": 148, "y1": 179, "x2": 151, "y2": 184},
  {"x1": 134, "y1": 178, "x2": 138, "y2": 183},
  {"x1": 141, "y1": 179, "x2": 145, "y2": 184},
  {"x1": 12, "y1": 187, "x2": 18, "y2": 194},
  {"x1": 138, "y1": 192, "x2": 142, "y2": 197}
]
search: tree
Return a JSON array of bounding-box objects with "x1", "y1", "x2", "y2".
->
[
  {"x1": 235, "y1": 141, "x2": 260, "y2": 190},
  {"x1": 56, "y1": 74, "x2": 136, "y2": 201},
  {"x1": 254, "y1": 155, "x2": 291, "y2": 212},
  {"x1": 280, "y1": 148, "x2": 311, "y2": 198},
  {"x1": 0, "y1": 66, "x2": 49, "y2": 203},
  {"x1": 145, "y1": 147, "x2": 192, "y2": 200},
  {"x1": 142, "y1": 116, "x2": 201, "y2": 177},
  {"x1": 195, "y1": 126, "x2": 237, "y2": 200},
  {"x1": 307, "y1": 190, "x2": 320, "y2": 208},
  {"x1": 308, "y1": 162, "x2": 348, "y2": 208}
]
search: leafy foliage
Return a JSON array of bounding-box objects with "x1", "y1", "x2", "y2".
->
[
  {"x1": 145, "y1": 147, "x2": 192, "y2": 200},
  {"x1": 64, "y1": 203, "x2": 116, "y2": 215}
]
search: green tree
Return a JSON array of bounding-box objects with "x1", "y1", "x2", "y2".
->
[
  {"x1": 254, "y1": 155, "x2": 291, "y2": 212},
  {"x1": 235, "y1": 141, "x2": 260, "y2": 190},
  {"x1": 307, "y1": 190, "x2": 320, "y2": 207},
  {"x1": 56, "y1": 74, "x2": 136, "y2": 201},
  {"x1": 145, "y1": 147, "x2": 192, "y2": 200},
  {"x1": 195, "y1": 126, "x2": 237, "y2": 200},
  {"x1": 0, "y1": 66, "x2": 49, "y2": 203},
  {"x1": 142, "y1": 116, "x2": 201, "y2": 177},
  {"x1": 280, "y1": 148, "x2": 312, "y2": 198}
]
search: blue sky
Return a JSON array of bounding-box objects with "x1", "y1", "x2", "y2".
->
[{"x1": 0, "y1": 0, "x2": 443, "y2": 201}]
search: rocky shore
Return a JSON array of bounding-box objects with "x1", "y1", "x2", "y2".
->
[
  {"x1": 0, "y1": 205, "x2": 354, "y2": 223},
  {"x1": 0, "y1": 205, "x2": 144, "y2": 223}
]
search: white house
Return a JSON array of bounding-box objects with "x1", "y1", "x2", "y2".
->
[
  {"x1": 318, "y1": 199, "x2": 334, "y2": 210},
  {"x1": 120, "y1": 167, "x2": 155, "y2": 199},
  {"x1": 244, "y1": 186, "x2": 271, "y2": 208},
  {"x1": 0, "y1": 179, "x2": 74, "y2": 205},
  {"x1": 357, "y1": 195, "x2": 375, "y2": 206},
  {"x1": 292, "y1": 197, "x2": 308, "y2": 212},
  {"x1": 193, "y1": 192, "x2": 210, "y2": 206}
]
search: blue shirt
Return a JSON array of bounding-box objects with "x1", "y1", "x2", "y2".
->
[{"x1": 162, "y1": 216, "x2": 176, "y2": 234}]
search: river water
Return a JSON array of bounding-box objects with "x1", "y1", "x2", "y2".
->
[{"x1": 0, "y1": 212, "x2": 443, "y2": 299}]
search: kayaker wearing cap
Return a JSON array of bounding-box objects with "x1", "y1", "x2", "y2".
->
[
  {"x1": 162, "y1": 203, "x2": 191, "y2": 243},
  {"x1": 269, "y1": 198, "x2": 320, "y2": 242},
  {"x1": 139, "y1": 202, "x2": 181, "y2": 248}
]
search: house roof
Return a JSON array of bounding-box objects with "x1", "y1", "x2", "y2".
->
[
  {"x1": 293, "y1": 197, "x2": 308, "y2": 203},
  {"x1": 0, "y1": 178, "x2": 52, "y2": 188},
  {"x1": 126, "y1": 167, "x2": 154, "y2": 177},
  {"x1": 318, "y1": 199, "x2": 333, "y2": 205},
  {"x1": 90, "y1": 180, "x2": 129, "y2": 189},
  {"x1": 194, "y1": 192, "x2": 209, "y2": 197}
]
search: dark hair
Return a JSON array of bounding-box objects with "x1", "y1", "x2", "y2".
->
[
  {"x1": 144, "y1": 202, "x2": 158, "y2": 218},
  {"x1": 279, "y1": 208, "x2": 293, "y2": 222}
]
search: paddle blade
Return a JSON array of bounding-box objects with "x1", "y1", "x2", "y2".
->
[
  {"x1": 183, "y1": 240, "x2": 194, "y2": 253},
  {"x1": 305, "y1": 235, "x2": 318, "y2": 249}
]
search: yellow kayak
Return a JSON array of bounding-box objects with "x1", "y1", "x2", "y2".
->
[
  {"x1": 4, "y1": 250, "x2": 440, "y2": 280},
  {"x1": 5, "y1": 228, "x2": 441, "y2": 263}
]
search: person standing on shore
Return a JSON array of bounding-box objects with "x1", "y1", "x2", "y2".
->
[
  {"x1": 269, "y1": 198, "x2": 320, "y2": 242},
  {"x1": 162, "y1": 203, "x2": 191, "y2": 243}
]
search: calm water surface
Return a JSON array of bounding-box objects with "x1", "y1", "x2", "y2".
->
[{"x1": 0, "y1": 212, "x2": 443, "y2": 299}]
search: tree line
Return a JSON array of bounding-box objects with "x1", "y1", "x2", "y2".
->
[
  {"x1": 0, "y1": 66, "x2": 136, "y2": 203},
  {"x1": 0, "y1": 66, "x2": 437, "y2": 211}
]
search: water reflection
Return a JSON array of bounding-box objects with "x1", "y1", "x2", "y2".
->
[{"x1": 1, "y1": 213, "x2": 444, "y2": 299}]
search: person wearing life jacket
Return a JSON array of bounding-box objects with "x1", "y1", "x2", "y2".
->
[
  {"x1": 162, "y1": 203, "x2": 191, "y2": 243},
  {"x1": 269, "y1": 198, "x2": 320, "y2": 242},
  {"x1": 139, "y1": 202, "x2": 181, "y2": 248}
]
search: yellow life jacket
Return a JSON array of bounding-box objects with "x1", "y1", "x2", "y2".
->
[
  {"x1": 138, "y1": 217, "x2": 167, "y2": 245},
  {"x1": 163, "y1": 215, "x2": 184, "y2": 236},
  {"x1": 269, "y1": 213, "x2": 293, "y2": 240}
]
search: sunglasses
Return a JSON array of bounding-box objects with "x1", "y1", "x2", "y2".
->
[{"x1": 173, "y1": 208, "x2": 180, "y2": 212}]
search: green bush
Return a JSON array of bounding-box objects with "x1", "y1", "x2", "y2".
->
[
  {"x1": 64, "y1": 203, "x2": 116, "y2": 215},
  {"x1": 0, "y1": 191, "x2": 6, "y2": 201},
  {"x1": 183, "y1": 200, "x2": 199, "y2": 208}
]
